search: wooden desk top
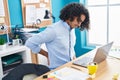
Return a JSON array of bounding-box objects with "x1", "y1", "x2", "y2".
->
[{"x1": 34, "y1": 50, "x2": 120, "y2": 80}]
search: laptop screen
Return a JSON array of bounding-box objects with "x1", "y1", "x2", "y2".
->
[{"x1": 93, "y1": 42, "x2": 113, "y2": 63}]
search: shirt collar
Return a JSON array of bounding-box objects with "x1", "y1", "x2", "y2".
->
[{"x1": 60, "y1": 20, "x2": 71, "y2": 31}]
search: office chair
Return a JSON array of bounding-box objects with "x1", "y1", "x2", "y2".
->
[{"x1": 2, "y1": 63, "x2": 50, "y2": 80}]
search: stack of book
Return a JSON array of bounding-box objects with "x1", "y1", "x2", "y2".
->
[{"x1": 2, "y1": 54, "x2": 23, "y2": 74}]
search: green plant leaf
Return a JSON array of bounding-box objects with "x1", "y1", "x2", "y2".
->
[{"x1": 0, "y1": 38, "x2": 5, "y2": 45}]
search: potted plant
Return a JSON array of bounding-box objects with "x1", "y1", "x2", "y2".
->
[{"x1": 0, "y1": 37, "x2": 6, "y2": 50}]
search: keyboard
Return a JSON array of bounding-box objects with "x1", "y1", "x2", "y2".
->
[{"x1": 73, "y1": 57, "x2": 93, "y2": 67}]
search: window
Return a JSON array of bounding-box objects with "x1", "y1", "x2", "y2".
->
[{"x1": 86, "y1": 0, "x2": 120, "y2": 46}]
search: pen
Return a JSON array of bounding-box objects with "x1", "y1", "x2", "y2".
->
[{"x1": 71, "y1": 66, "x2": 81, "y2": 71}]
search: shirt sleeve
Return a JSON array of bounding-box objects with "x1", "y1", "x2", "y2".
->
[
  {"x1": 70, "y1": 29, "x2": 76, "y2": 60},
  {"x1": 25, "y1": 27, "x2": 56, "y2": 53}
]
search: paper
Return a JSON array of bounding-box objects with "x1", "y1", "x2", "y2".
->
[
  {"x1": 24, "y1": 0, "x2": 39, "y2": 3},
  {"x1": 0, "y1": 17, "x2": 5, "y2": 23},
  {"x1": 50, "y1": 67, "x2": 89, "y2": 80},
  {"x1": 20, "y1": 28, "x2": 39, "y2": 32},
  {"x1": 109, "y1": 46, "x2": 120, "y2": 59},
  {"x1": 0, "y1": 0, "x2": 5, "y2": 16},
  {"x1": 26, "y1": 5, "x2": 36, "y2": 25},
  {"x1": 44, "y1": 0, "x2": 49, "y2": 3},
  {"x1": 26, "y1": 5, "x2": 49, "y2": 25},
  {"x1": 40, "y1": 3, "x2": 46, "y2": 7},
  {"x1": 36, "y1": 8, "x2": 46, "y2": 21}
]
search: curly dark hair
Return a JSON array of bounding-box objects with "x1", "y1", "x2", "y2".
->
[{"x1": 59, "y1": 3, "x2": 90, "y2": 31}]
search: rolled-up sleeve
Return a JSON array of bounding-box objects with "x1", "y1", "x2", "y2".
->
[{"x1": 25, "y1": 27, "x2": 56, "y2": 53}]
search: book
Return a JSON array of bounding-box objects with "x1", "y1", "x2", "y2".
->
[
  {"x1": 3, "y1": 59, "x2": 23, "y2": 69},
  {"x1": 2, "y1": 54, "x2": 22, "y2": 65}
]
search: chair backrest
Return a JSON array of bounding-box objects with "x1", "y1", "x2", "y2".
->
[{"x1": 2, "y1": 63, "x2": 50, "y2": 80}]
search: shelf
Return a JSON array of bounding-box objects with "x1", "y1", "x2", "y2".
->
[{"x1": 0, "y1": 45, "x2": 32, "y2": 79}]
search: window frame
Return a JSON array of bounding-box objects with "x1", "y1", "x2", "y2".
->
[{"x1": 86, "y1": 0, "x2": 120, "y2": 46}]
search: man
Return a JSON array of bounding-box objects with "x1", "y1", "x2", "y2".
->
[{"x1": 25, "y1": 2, "x2": 90, "y2": 70}]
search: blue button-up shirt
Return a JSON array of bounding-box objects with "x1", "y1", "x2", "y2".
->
[{"x1": 25, "y1": 20, "x2": 76, "y2": 69}]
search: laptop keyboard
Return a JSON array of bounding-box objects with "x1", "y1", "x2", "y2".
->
[{"x1": 73, "y1": 57, "x2": 93, "y2": 67}]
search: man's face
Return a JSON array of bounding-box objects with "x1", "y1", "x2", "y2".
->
[{"x1": 67, "y1": 14, "x2": 86, "y2": 29}]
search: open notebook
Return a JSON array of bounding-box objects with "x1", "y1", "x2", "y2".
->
[
  {"x1": 50, "y1": 67, "x2": 89, "y2": 80},
  {"x1": 73, "y1": 42, "x2": 113, "y2": 67}
]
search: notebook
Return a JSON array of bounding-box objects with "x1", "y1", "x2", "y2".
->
[
  {"x1": 73, "y1": 42, "x2": 113, "y2": 67},
  {"x1": 50, "y1": 67, "x2": 89, "y2": 80}
]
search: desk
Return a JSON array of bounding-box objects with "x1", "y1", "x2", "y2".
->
[{"x1": 34, "y1": 49, "x2": 120, "y2": 80}]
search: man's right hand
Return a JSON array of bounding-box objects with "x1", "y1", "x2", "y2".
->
[{"x1": 39, "y1": 49, "x2": 49, "y2": 65}]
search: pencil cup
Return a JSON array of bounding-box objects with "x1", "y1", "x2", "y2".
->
[
  {"x1": 12, "y1": 39, "x2": 22, "y2": 46},
  {"x1": 87, "y1": 62, "x2": 98, "y2": 79}
]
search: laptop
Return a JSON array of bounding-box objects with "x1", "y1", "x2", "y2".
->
[{"x1": 73, "y1": 42, "x2": 113, "y2": 67}]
